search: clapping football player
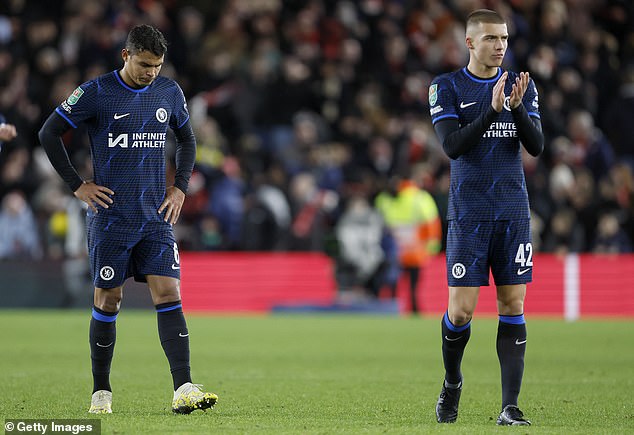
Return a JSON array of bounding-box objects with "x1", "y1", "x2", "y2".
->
[{"x1": 428, "y1": 9, "x2": 543, "y2": 425}]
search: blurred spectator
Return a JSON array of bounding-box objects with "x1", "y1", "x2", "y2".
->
[
  {"x1": 0, "y1": 145, "x2": 40, "y2": 200},
  {"x1": 593, "y1": 211, "x2": 632, "y2": 254},
  {"x1": 288, "y1": 172, "x2": 338, "y2": 251},
  {"x1": 542, "y1": 208, "x2": 586, "y2": 255},
  {"x1": 569, "y1": 168, "x2": 599, "y2": 251},
  {"x1": 207, "y1": 157, "x2": 245, "y2": 250},
  {"x1": 567, "y1": 109, "x2": 615, "y2": 182},
  {"x1": 334, "y1": 194, "x2": 386, "y2": 298},
  {"x1": 375, "y1": 173, "x2": 441, "y2": 314},
  {"x1": 600, "y1": 163, "x2": 634, "y2": 245},
  {"x1": 548, "y1": 140, "x2": 576, "y2": 208},
  {"x1": 602, "y1": 64, "x2": 634, "y2": 169},
  {"x1": 199, "y1": 215, "x2": 223, "y2": 251},
  {"x1": 0, "y1": 190, "x2": 42, "y2": 260},
  {"x1": 275, "y1": 110, "x2": 330, "y2": 177},
  {"x1": 61, "y1": 197, "x2": 91, "y2": 307},
  {"x1": 242, "y1": 167, "x2": 292, "y2": 251}
]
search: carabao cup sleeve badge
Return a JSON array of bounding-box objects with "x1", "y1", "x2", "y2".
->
[
  {"x1": 67, "y1": 87, "x2": 84, "y2": 105},
  {"x1": 429, "y1": 84, "x2": 438, "y2": 106}
]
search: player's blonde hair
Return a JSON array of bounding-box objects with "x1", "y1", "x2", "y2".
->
[{"x1": 466, "y1": 9, "x2": 506, "y2": 30}]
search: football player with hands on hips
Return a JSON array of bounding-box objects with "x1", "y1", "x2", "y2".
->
[
  {"x1": 428, "y1": 9, "x2": 543, "y2": 426},
  {"x1": 39, "y1": 24, "x2": 217, "y2": 415}
]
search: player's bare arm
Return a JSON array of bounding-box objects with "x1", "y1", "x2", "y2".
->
[
  {"x1": 158, "y1": 186, "x2": 185, "y2": 224},
  {"x1": 509, "y1": 72, "x2": 530, "y2": 109},
  {"x1": 74, "y1": 181, "x2": 114, "y2": 213}
]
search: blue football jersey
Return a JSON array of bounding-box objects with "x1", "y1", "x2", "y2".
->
[
  {"x1": 429, "y1": 67, "x2": 540, "y2": 221},
  {"x1": 55, "y1": 71, "x2": 190, "y2": 233}
]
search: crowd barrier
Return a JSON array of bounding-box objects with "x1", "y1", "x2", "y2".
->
[{"x1": 179, "y1": 252, "x2": 634, "y2": 319}]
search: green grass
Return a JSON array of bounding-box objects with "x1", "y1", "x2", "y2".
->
[{"x1": 1, "y1": 310, "x2": 633, "y2": 434}]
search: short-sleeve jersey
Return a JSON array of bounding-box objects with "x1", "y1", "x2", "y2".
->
[
  {"x1": 429, "y1": 67, "x2": 540, "y2": 221},
  {"x1": 55, "y1": 71, "x2": 189, "y2": 233}
]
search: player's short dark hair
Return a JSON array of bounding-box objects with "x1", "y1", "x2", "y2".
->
[
  {"x1": 125, "y1": 24, "x2": 168, "y2": 57},
  {"x1": 466, "y1": 9, "x2": 506, "y2": 27}
]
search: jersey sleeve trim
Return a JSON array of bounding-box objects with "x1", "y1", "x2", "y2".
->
[
  {"x1": 177, "y1": 114, "x2": 190, "y2": 130},
  {"x1": 432, "y1": 113, "x2": 459, "y2": 124},
  {"x1": 54, "y1": 107, "x2": 78, "y2": 129},
  {"x1": 527, "y1": 111, "x2": 541, "y2": 119}
]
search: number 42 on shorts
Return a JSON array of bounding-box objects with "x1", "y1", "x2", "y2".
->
[{"x1": 515, "y1": 243, "x2": 533, "y2": 275}]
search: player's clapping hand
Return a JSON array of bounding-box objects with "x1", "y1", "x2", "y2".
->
[
  {"x1": 509, "y1": 72, "x2": 530, "y2": 109},
  {"x1": 74, "y1": 181, "x2": 115, "y2": 213},
  {"x1": 158, "y1": 186, "x2": 185, "y2": 225},
  {"x1": 491, "y1": 71, "x2": 508, "y2": 112}
]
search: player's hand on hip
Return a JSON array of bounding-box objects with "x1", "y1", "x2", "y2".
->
[
  {"x1": 74, "y1": 181, "x2": 114, "y2": 213},
  {"x1": 158, "y1": 186, "x2": 185, "y2": 225},
  {"x1": 491, "y1": 71, "x2": 508, "y2": 112},
  {"x1": 509, "y1": 71, "x2": 530, "y2": 109}
]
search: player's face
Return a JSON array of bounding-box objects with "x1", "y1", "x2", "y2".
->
[
  {"x1": 121, "y1": 49, "x2": 164, "y2": 88},
  {"x1": 467, "y1": 22, "x2": 508, "y2": 69}
]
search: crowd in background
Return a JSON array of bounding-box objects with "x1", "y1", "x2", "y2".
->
[{"x1": 0, "y1": 0, "x2": 633, "y2": 274}]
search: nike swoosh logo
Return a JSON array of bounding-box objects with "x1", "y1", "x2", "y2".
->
[
  {"x1": 96, "y1": 342, "x2": 113, "y2": 348},
  {"x1": 179, "y1": 333, "x2": 189, "y2": 337},
  {"x1": 459, "y1": 101, "x2": 477, "y2": 109},
  {"x1": 114, "y1": 113, "x2": 130, "y2": 119},
  {"x1": 172, "y1": 264, "x2": 180, "y2": 270},
  {"x1": 515, "y1": 339, "x2": 527, "y2": 345},
  {"x1": 444, "y1": 335, "x2": 463, "y2": 342},
  {"x1": 517, "y1": 268, "x2": 531, "y2": 275}
]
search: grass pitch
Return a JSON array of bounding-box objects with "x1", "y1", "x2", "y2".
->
[{"x1": 1, "y1": 310, "x2": 633, "y2": 434}]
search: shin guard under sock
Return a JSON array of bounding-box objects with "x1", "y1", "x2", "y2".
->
[
  {"x1": 89, "y1": 306, "x2": 118, "y2": 393},
  {"x1": 156, "y1": 301, "x2": 192, "y2": 390},
  {"x1": 497, "y1": 314, "x2": 527, "y2": 408},
  {"x1": 441, "y1": 312, "x2": 471, "y2": 385}
]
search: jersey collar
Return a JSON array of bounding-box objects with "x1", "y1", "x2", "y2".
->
[
  {"x1": 462, "y1": 67, "x2": 503, "y2": 83},
  {"x1": 114, "y1": 70, "x2": 151, "y2": 93}
]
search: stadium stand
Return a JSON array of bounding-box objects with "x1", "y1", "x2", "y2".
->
[{"x1": 0, "y1": 1, "x2": 633, "y2": 311}]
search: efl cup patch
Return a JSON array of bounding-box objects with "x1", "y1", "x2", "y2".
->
[
  {"x1": 67, "y1": 86, "x2": 84, "y2": 105},
  {"x1": 429, "y1": 84, "x2": 438, "y2": 106}
]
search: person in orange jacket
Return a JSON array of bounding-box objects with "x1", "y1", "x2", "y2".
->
[{"x1": 375, "y1": 173, "x2": 442, "y2": 314}]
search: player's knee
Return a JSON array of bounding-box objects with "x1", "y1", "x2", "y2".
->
[
  {"x1": 447, "y1": 308, "x2": 473, "y2": 326},
  {"x1": 94, "y1": 288, "x2": 122, "y2": 312},
  {"x1": 498, "y1": 298, "x2": 524, "y2": 316},
  {"x1": 151, "y1": 287, "x2": 181, "y2": 306},
  {"x1": 95, "y1": 299, "x2": 121, "y2": 312}
]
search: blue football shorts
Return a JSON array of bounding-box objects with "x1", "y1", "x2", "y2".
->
[
  {"x1": 87, "y1": 224, "x2": 181, "y2": 288},
  {"x1": 445, "y1": 219, "x2": 533, "y2": 287}
]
